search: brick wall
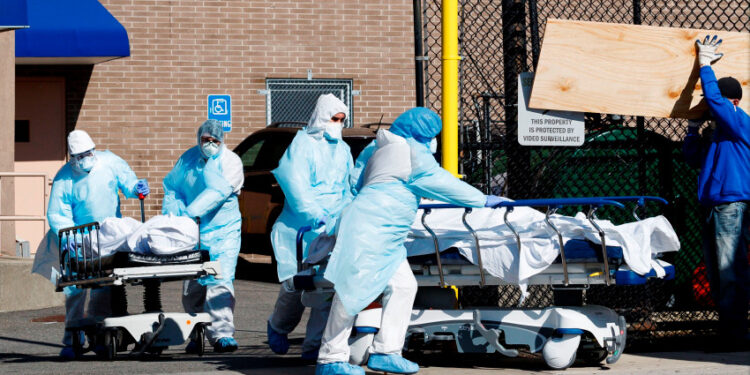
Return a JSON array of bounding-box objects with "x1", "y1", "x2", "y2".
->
[{"x1": 76, "y1": 0, "x2": 416, "y2": 218}]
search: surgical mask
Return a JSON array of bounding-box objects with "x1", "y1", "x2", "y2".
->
[
  {"x1": 429, "y1": 138, "x2": 437, "y2": 154},
  {"x1": 324, "y1": 121, "x2": 343, "y2": 140},
  {"x1": 76, "y1": 155, "x2": 96, "y2": 172},
  {"x1": 201, "y1": 141, "x2": 220, "y2": 158}
]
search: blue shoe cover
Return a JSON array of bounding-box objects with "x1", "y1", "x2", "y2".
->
[
  {"x1": 213, "y1": 337, "x2": 238, "y2": 353},
  {"x1": 59, "y1": 346, "x2": 76, "y2": 360},
  {"x1": 367, "y1": 353, "x2": 419, "y2": 374},
  {"x1": 267, "y1": 321, "x2": 289, "y2": 354},
  {"x1": 315, "y1": 362, "x2": 365, "y2": 375},
  {"x1": 301, "y1": 347, "x2": 319, "y2": 361},
  {"x1": 185, "y1": 340, "x2": 199, "y2": 354}
]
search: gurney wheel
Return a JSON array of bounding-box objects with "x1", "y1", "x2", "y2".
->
[
  {"x1": 542, "y1": 333, "x2": 581, "y2": 370},
  {"x1": 193, "y1": 324, "x2": 205, "y2": 357},
  {"x1": 103, "y1": 330, "x2": 117, "y2": 361}
]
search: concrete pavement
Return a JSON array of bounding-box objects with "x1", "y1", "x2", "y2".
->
[{"x1": 0, "y1": 261, "x2": 747, "y2": 374}]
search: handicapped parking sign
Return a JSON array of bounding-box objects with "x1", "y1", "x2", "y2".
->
[{"x1": 207, "y1": 94, "x2": 232, "y2": 132}]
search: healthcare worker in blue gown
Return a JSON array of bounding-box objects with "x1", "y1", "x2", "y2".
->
[
  {"x1": 162, "y1": 119, "x2": 244, "y2": 353},
  {"x1": 31, "y1": 130, "x2": 150, "y2": 359},
  {"x1": 267, "y1": 94, "x2": 354, "y2": 361},
  {"x1": 315, "y1": 108, "x2": 505, "y2": 375}
]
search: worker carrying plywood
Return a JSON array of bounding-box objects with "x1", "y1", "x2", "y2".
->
[
  {"x1": 529, "y1": 20, "x2": 750, "y2": 119},
  {"x1": 682, "y1": 34, "x2": 750, "y2": 350}
]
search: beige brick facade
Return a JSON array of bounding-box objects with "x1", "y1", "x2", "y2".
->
[{"x1": 63, "y1": 0, "x2": 416, "y2": 218}]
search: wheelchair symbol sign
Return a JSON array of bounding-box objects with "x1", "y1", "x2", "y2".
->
[
  {"x1": 211, "y1": 99, "x2": 228, "y2": 115},
  {"x1": 207, "y1": 95, "x2": 231, "y2": 132}
]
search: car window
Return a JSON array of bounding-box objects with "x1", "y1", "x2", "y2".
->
[
  {"x1": 240, "y1": 140, "x2": 265, "y2": 168},
  {"x1": 237, "y1": 133, "x2": 294, "y2": 172}
]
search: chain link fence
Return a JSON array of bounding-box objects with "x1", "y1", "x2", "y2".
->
[{"x1": 420, "y1": 0, "x2": 749, "y2": 344}]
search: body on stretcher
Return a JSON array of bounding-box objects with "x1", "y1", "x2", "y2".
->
[
  {"x1": 56, "y1": 219, "x2": 221, "y2": 360},
  {"x1": 291, "y1": 196, "x2": 679, "y2": 369}
]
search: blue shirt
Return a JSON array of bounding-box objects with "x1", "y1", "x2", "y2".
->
[{"x1": 684, "y1": 66, "x2": 750, "y2": 206}]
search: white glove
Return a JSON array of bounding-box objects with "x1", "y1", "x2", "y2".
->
[
  {"x1": 687, "y1": 119, "x2": 703, "y2": 129},
  {"x1": 696, "y1": 35, "x2": 723, "y2": 67}
]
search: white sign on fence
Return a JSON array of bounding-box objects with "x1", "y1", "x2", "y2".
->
[{"x1": 518, "y1": 72, "x2": 584, "y2": 146}]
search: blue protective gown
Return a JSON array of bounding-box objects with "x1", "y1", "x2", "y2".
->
[
  {"x1": 270, "y1": 130, "x2": 354, "y2": 282},
  {"x1": 162, "y1": 144, "x2": 243, "y2": 341},
  {"x1": 48, "y1": 150, "x2": 139, "y2": 234},
  {"x1": 162, "y1": 145, "x2": 243, "y2": 285},
  {"x1": 323, "y1": 108, "x2": 487, "y2": 316}
]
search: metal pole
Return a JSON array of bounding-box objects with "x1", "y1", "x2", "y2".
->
[
  {"x1": 502, "y1": 0, "x2": 528, "y2": 198},
  {"x1": 413, "y1": 0, "x2": 425, "y2": 107},
  {"x1": 633, "y1": 0, "x2": 646, "y2": 195},
  {"x1": 529, "y1": 0, "x2": 541, "y2": 69},
  {"x1": 442, "y1": 0, "x2": 460, "y2": 177}
]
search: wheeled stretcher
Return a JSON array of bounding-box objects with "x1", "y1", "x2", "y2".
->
[
  {"x1": 291, "y1": 196, "x2": 678, "y2": 369},
  {"x1": 56, "y1": 219, "x2": 221, "y2": 360}
]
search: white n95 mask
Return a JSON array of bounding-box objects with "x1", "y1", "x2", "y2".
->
[
  {"x1": 201, "y1": 142, "x2": 220, "y2": 158},
  {"x1": 324, "y1": 122, "x2": 343, "y2": 140},
  {"x1": 77, "y1": 155, "x2": 97, "y2": 172},
  {"x1": 429, "y1": 138, "x2": 438, "y2": 154}
]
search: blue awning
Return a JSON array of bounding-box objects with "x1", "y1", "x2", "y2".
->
[
  {"x1": 0, "y1": 0, "x2": 29, "y2": 30},
  {"x1": 15, "y1": 0, "x2": 130, "y2": 64}
]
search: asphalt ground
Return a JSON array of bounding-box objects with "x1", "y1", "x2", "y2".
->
[{"x1": 1, "y1": 260, "x2": 748, "y2": 375}]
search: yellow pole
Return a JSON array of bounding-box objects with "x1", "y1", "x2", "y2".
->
[{"x1": 441, "y1": 0, "x2": 460, "y2": 177}]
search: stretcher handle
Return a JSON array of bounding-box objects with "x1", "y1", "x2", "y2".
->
[
  {"x1": 138, "y1": 193, "x2": 146, "y2": 223},
  {"x1": 544, "y1": 207, "x2": 570, "y2": 285},
  {"x1": 420, "y1": 208, "x2": 446, "y2": 288},
  {"x1": 586, "y1": 206, "x2": 611, "y2": 285},
  {"x1": 296, "y1": 225, "x2": 315, "y2": 272},
  {"x1": 461, "y1": 208, "x2": 485, "y2": 287},
  {"x1": 598, "y1": 196, "x2": 668, "y2": 221}
]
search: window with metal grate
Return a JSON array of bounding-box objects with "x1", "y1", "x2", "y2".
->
[{"x1": 264, "y1": 78, "x2": 353, "y2": 128}]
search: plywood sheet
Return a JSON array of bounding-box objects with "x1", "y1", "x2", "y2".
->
[{"x1": 528, "y1": 19, "x2": 750, "y2": 119}]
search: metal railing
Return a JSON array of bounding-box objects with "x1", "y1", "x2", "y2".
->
[{"x1": 0, "y1": 172, "x2": 48, "y2": 257}]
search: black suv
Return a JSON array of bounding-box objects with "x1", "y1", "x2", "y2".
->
[{"x1": 232, "y1": 123, "x2": 378, "y2": 255}]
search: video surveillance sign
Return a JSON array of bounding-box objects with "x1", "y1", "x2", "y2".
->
[{"x1": 518, "y1": 72, "x2": 584, "y2": 146}]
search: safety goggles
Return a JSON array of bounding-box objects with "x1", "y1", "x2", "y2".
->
[
  {"x1": 72, "y1": 150, "x2": 94, "y2": 160},
  {"x1": 200, "y1": 136, "x2": 222, "y2": 145}
]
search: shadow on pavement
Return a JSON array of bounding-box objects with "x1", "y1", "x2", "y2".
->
[
  {"x1": 235, "y1": 257, "x2": 278, "y2": 283},
  {"x1": 0, "y1": 336, "x2": 63, "y2": 349}
]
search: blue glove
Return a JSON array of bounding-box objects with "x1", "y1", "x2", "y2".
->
[
  {"x1": 484, "y1": 195, "x2": 509, "y2": 208},
  {"x1": 135, "y1": 179, "x2": 150, "y2": 197}
]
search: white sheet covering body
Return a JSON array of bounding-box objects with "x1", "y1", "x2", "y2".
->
[
  {"x1": 404, "y1": 205, "x2": 680, "y2": 284},
  {"x1": 127, "y1": 214, "x2": 199, "y2": 255},
  {"x1": 72, "y1": 214, "x2": 200, "y2": 257}
]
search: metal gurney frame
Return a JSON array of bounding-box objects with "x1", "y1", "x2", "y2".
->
[
  {"x1": 412, "y1": 195, "x2": 674, "y2": 290},
  {"x1": 56, "y1": 218, "x2": 221, "y2": 360},
  {"x1": 290, "y1": 196, "x2": 675, "y2": 369}
]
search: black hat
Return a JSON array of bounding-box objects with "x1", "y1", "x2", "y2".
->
[{"x1": 717, "y1": 77, "x2": 742, "y2": 100}]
